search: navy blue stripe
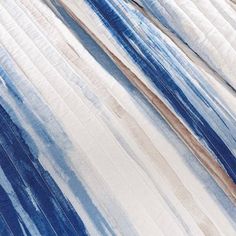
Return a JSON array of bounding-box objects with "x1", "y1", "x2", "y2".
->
[
  {"x1": 85, "y1": 0, "x2": 236, "y2": 182},
  {"x1": 0, "y1": 185, "x2": 25, "y2": 236},
  {"x1": 0, "y1": 61, "x2": 113, "y2": 235},
  {"x1": 0, "y1": 102, "x2": 88, "y2": 235},
  {"x1": 0, "y1": 212, "x2": 14, "y2": 236}
]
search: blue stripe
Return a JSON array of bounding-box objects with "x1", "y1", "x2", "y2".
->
[
  {"x1": 0, "y1": 103, "x2": 88, "y2": 235},
  {"x1": 0, "y1": 63, "x2": 88, "y2": 235},
  {"x1": 86, "y1": 0, "x2": 236, "y2": 182},
  {"x1": 0, "y1": 185, "x2": 25, "y2": 236},
  {"x1": 0, "y1": 54, "x2": 114, "y2": 235}
]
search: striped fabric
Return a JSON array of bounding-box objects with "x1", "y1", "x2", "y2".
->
[{"x1": 0, "y1": 0, "x2": 235, "y2": 235}]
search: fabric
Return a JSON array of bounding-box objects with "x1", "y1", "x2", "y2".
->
[{"x1": 0, "y1": 0, "x2": 235, "y2": 235}]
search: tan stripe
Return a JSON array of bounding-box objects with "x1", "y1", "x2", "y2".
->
[
  {"x1": 57, "y1": 1, "x2": 236, "y2": 207},
  {"x1": 23, "y1": 0, "x2": 234, "y2": 234}
]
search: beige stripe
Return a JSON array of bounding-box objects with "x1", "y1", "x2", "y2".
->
[{"x1": 57, "y1": 1, "x2": 236, "y2": 206}]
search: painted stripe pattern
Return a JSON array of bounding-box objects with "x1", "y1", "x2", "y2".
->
[{"x1": 0, "y1": 0, "x2": 235, "y2": 235}]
